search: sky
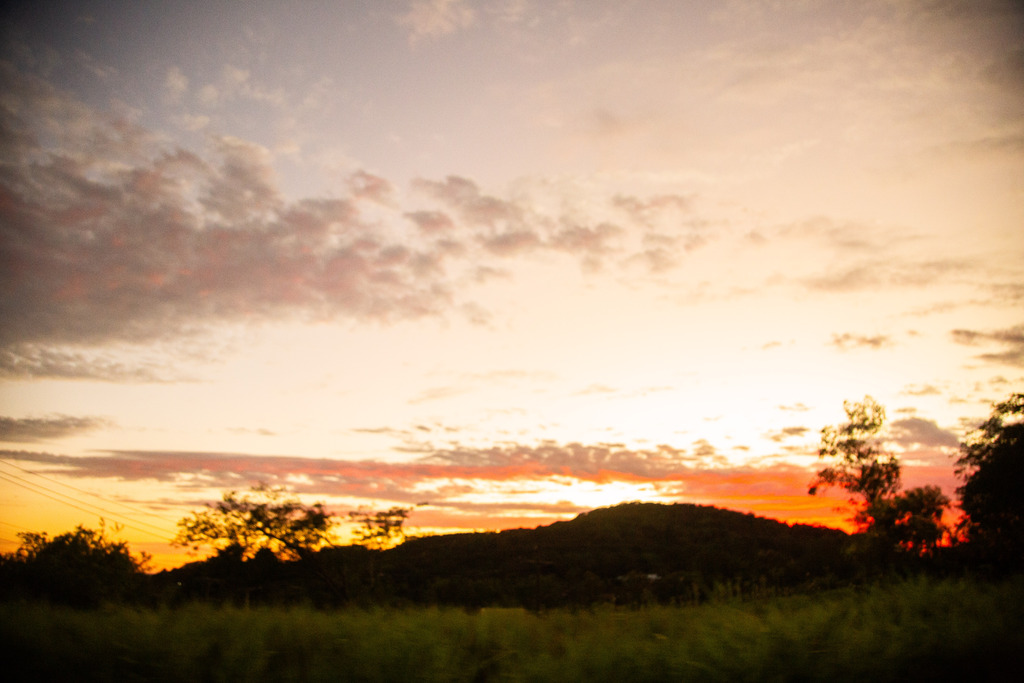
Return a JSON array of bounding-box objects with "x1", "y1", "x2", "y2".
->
[{"x1": 1, "y1": 0, "x2": 1022, "y2": 570}]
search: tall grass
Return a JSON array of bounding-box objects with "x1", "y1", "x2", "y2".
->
[{"x1": 2, "y1": 576, "x2": 1021, "y2": 682}]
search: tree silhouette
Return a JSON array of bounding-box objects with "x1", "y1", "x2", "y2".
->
[
  {"x1": 174, "y1": 483, "x2": 335, "y2": 560},
  {"x1": 956, "y1": 392, "x2": 1024, "y2": 567},
  {"x1": 809, "y1": 397, "x2": 949, "y2": 557},
  {"x1": 0, "y1": 522, "x2": 150, "y2": 607},
  {"x1": 871, "y1": 485, "x2": 950, "y2": 554},
  {"x1": 348, "y1": 506, "x2": 411, "y2": 550},
  {"x1": 809, "y1": 397, "x2": 901, "y2": 528}
]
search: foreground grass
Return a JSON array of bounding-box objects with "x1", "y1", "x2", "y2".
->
[{"x1": 2, "y1": 577, "x2": 1022, "y2": 682}]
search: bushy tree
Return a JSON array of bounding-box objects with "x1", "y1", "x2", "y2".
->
[
  {"x1": 871, "y1": 485, "x2": 950, "y2": 554},
  {"x1": 348, "y1": 506, "x2": 411, "y2": 550},
  {"x1": 174, "y1": 483, "x2": 336, "y2": 560},
  {"x1": 956, "y1": 392, "x2": 1024, "y2": 567},
  {"x1": 0, "y1": 522, "x2": 150, "y2": 607},
  {"x1": 809, "y1": 397, "x2": 949, "y2": 556}
]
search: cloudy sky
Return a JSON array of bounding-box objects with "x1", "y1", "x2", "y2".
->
[{"x1": 1, "y1": 0, "x2": 1021, "y2": 568}]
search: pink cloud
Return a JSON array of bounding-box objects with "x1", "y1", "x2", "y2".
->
[{"x1": 2, "y1": 441, "x2": 894, "y2": 533}]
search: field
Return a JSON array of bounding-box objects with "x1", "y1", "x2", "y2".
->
[{"x1": 2, "y1": 576, "x2": 1022, "y2": 682}]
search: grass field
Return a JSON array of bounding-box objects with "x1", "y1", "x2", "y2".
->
[{"x1": 2, "y1": 576, "x2": 1022, "y2": 682}]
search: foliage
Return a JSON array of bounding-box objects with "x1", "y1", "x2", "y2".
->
[
  {"x1": 809, "y1": 397, "x2": 950, "y2": 557},
  {"x1": 956, "y1": 392, "x2": 1024, "y2": 567},
  {"x1": 0, "y1": 522, "x2": 150, "y2": 607},
  {"x1": 4, "y1": 577, "x2": 1022, "y2": 682},
  {"x1": 877, "y1": 485, "x2": 950, "y2": 553},
  {"x1": 348, "y1": 505, "x2": 411, "y2": 550},
  {"x1": 173, "y1": 483, "x2": 335, "y2": 560},
  {"x1": 378, "y1": 502, "x2": 852, "y2": 608},
  {"x1": 809, "y1": 397, "x2": 900, "y2": 521},
  {"x1": 160, "y1": 502, "x2": 851, "y2": 608}
]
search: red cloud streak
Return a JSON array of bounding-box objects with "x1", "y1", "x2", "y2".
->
[{"x1": 2, "y1": 446, "x2": 958, "y2": 538}]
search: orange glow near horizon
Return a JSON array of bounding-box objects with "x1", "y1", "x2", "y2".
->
[
  {"x1": 1, "y1": 2, "x2": 1019, "y2": 574},
  {"x1": 1, "y1": 459, "x2": 867, "y2": 572}
]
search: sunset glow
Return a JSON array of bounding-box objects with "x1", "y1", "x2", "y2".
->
[{"x1": 1, "y1": 1, "x2": 1021, "y2": 570}]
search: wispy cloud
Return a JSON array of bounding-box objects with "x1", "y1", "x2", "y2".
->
[
  {"x1": 0, "y1": 442, "x2": 844, "y2": 528},
  {"x1": 0, "y1": 344, "x2": 184, "y2": 382},
  {"x1": 1, "y1": 443, "x2": 705, "y2": 488},
  {"x1": 902, "y1": 384, "x2": 943, "y2": 396},
  {"x1": 888, "y1": 417, "x2": 959, "y2": 450},
  {"x1": 805, "y1": 260, "x2": 970, "y2": 293},
  {"x1": 0, "y1": 415, "x2": 110, "y2": 443},
  {"x1": 764, "y1": 426, "x2": 810, "y2": 443},
  {"x1": 422, "y1": 441, "x2": 728, "y2": 479},
  {"x1": 951, "y1": 324, "x2": 1024, "y2": 366},
  {"x1": 830, "y1": 333, "x2": 892, "y2": 350},
  {"x1": 399, "y1": 0, "x2": 476, "y2": 43}
]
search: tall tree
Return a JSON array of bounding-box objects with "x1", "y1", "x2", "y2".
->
[
  {"x1": 809, "y1": 397, "x2": 949, "y2": 556},
  {"x1": 956, "y1": 392, "x2": 1024, "y2": 567},
  {"x1": 174, "y1": 483, "x2": 336, "y2": 560},
  {"x1": 809, "y1": 397, "x2": 901, "y2": 529}
]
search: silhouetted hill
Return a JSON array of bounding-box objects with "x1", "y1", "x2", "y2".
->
[
  {"x1": 161, "y1": 502, "x2": 853, "y2": 608},
  {"x1": 379, "y1": 502, "x2": 851, "y2": 606}
]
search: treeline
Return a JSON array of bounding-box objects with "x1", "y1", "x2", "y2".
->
[
  {"x1": 157, "y1": 502, "x2": 855, "y2": 609},
  {"x1": 2, "y1": 392, "x2": 1021, "y2": 609}
]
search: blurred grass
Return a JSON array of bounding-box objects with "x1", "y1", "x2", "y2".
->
[{"x1": 2, "y1": 576, "x2": 1022, "y2": 682}]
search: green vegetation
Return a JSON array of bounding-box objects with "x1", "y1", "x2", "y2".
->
[
  {"x1": 0, "y1": 523, "x2": 150, "y2": 608},
  {"x1": 2, "y1": 392, "x2": 1022, "y2": 679},
  {"x1": 956, "y1": 392, "x2": 1024, "y2": 570},
  {"x1": 156, "y1": 502, "x2": 853, "y2": 609},
  {"x1": 2, "y1": 576, "x2": 1020, "y2": 682},
  {"x1": 173, "y1": 483, "x2": 336, "y2": 560}
]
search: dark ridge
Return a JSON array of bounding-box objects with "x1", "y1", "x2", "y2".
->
[{"x1": 158, "y1": 502, "x2": 853, "y2": 608}]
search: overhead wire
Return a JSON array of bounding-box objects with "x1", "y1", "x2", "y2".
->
[
  {"x1": 0, "y1": 457, "x2": 175, "y2": 524},
  {"x1": 0, "y1": 519, "x2": 34, "y2": 533},
  {"x1": 0, "y1": 470, "x2": 172, "y2": 541}
]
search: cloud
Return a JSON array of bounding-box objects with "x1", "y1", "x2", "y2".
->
[
  {"x1": 408, "y1": 385, "x2": 471, "y2": 405},
  {"x1": 951, "y1": 324, "x2": 1024, "y2": 366},
  {"x1": 889, "y1": 417, "x2": 960, "y2": 450},
  {"x1": 805, "y1": 260, "x2": 970, "y2": 292},
  {"x1": 575, "y1": 384, "x2": 618, "y2": 396},
  {"x1": 423, "y1": 441, "x2": 729, "y2": 479},
  {"x1": 764, "y1": 426, "x2": 810, "y2": 443},
  {"x1": 405, "y1": 210, "x2": 456, "y2": 233},
  {"x1": 412, "y1": 175, "x2": 523, "y2": 229},
  {"x1": 1, "y1": 439, "x2": 726, "y2": 496},
  {"x1": 347, "y1": 170, "x2": 394, "y2": 204},
  {"x1": 0, "y1": 65, "x2": 463, "y2": 359},
  {"x1": 611, "y1": 193, "x2": 691, "y2": 226},
  {"x1": 0, "y1": 415, "x2": 110, "y2": 443},
  {"x1": 902, "y1": 384, "x2": 943, "y2": 396},
  {"x1": 163, "y1": 66, "x2": 188, "y2": 101},
  {"x1": 689, "y1": 439, "x2": 720, "y2": 461},
  {"x1": 0, "y1": 344, "x2": 182, "y2": 382},
  {"x1": 830, "y1": 333, "x2": 892, "y2": 350},
  {"x1": 399, "y1": 0, "x2": 476, "y2": 43},
  {"x1": 550, "y1": 222, "x2": 621, "y2": 253},
  {"x1": 0, "y1": 444, "x2": 874, "y2": 531}
]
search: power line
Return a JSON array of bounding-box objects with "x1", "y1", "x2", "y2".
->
[
  {"x1": 0, "y1": 468, "x2": 172, "y2": 537},
  {"x1": 0, "y1": 471, "x2": 171, "y2": 541},
  {"x1": 0, "y1": 458, "x2": 176, "y2": 525}
]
